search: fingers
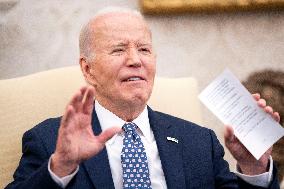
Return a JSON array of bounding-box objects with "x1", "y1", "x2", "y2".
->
[
  {"x1": 69, "y1": 86, "x2": 87, "y2": 112},
  {"x1": 61, "y1": 86, "x2": 95, "y2": 129},
  {"x1": 252, "y1": 93, "x2": 260, "y2": 101},
  {"x1": 263, "y1": 106, "x2": 280, "y2": 122},
  {"x1": 273, "y1": 112, "x2": 280, "y2": 123},
  {"x1": 61, "y1": 105, "x2": 75, "y2": 128},
  {"x1": 253, "y1": 94, "x2": 281, "y2": 122},
  {"x1": 97, "y1": 127, "x2": 122, "y2": 144},
  {"x1": 257, "y1": 98, "x2": 266, "y2": 108},
  {"x1": 224, "y1": 125, "x2": 235, "y2": 144},
  {"x1": 261, "y1": 103, "x2": 280, "y2": 122},
  {"x1": 264, "y1": 106, "x2": 273, "y2": 114},
  {"x1": 82, "y1": 86, "x2": 96, "y2": 115},
  {"x1": 252, "y1": 93, "x2": 266, "y2": 108},
  {"x1": 68, "y1": 86, "x2": 95, "y2": 114}
]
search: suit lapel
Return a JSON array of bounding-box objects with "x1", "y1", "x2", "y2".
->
[
  {"x1": 82, "y1": 105, "x2": 187, "y2": 188},
  {"x1": 83, "y1": 107, "x2": 115, "y2": 189},
  {"x1": 148, "y1": 107, "x2": 186, "y2": 188}
]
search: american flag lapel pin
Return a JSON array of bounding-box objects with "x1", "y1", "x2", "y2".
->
[{"x1": 167, "y1": 136, "x2": 178, "y2": 143}]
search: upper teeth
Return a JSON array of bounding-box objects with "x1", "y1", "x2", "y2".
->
[{"x1": 127, "y1": 77, "x2": 141, "y2": 81}]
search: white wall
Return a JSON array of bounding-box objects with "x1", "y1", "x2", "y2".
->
[{"x1": 1, "y1": 0, "x2": 284, "y2": 169}]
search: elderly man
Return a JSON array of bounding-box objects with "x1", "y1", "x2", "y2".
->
[{"x1": 6, "y1": 8, "x2": 281, "y2": 189}]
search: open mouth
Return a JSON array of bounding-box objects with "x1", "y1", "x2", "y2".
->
[{"x1": 123, "y1": 76, "x2": 145, "y2": 82}]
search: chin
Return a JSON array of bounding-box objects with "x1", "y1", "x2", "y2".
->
[{"x1": 124, "y1": 92, "x2": 150, "y2": 107}]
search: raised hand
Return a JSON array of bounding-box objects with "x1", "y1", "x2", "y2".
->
[
  {"x1": 224, "y1": 93, "x2": 280, "y2": 175},
  {"x1": 51, "y1": 86, "x2": 121, "y2": 177}
]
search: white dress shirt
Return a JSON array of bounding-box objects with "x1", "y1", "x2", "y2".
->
[{"x1": 48, "y1": 100, "x2": 273, "y2": 188}]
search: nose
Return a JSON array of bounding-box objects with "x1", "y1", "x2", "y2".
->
[{"x1": 126, "y1": 48, "x2": 141, "y2": 67}]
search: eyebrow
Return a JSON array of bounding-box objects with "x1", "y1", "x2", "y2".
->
[
  {"x1": 111, "y1": 42, "x2": 127, "y2": 48},
  {"x1": 110, "y1": 41, "x2": 152, "y2": 48},
  {"x1": 137, "y1": 43, "x2": 151, "y2": 47}
]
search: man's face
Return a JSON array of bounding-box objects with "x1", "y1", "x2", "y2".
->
[{"x1": 86, "y1": 13, "x2": 156, "y2": 108}]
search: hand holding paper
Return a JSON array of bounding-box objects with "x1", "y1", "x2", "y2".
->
[
  {"x1": 199, "y1": 69, "x2": 284, "y2": 175},
  {"x1": 224, "y1": 94, "x2": 279, "y2": 175}
]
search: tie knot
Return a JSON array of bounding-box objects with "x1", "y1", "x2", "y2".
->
[{"x1": 122, "y1": 122, "x2": 138, "y2": 133}]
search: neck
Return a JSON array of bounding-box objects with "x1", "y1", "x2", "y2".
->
[{"x1": 96, "y1": 98, "x2": 146, "y2": 122}]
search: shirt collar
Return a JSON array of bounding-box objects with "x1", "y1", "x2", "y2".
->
[{"x1": 95, "y1": 101, "x2": 152, "y2": 143}]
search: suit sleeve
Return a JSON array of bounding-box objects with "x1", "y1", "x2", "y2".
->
[
  {"x1": 209, "y1": 130, "x2": 280, "y2": 189},
  {"x1": 5, "y1": 129, "x2": 62, "y2": 189}
]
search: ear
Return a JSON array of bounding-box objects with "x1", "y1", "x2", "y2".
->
[{"x1": 79, "y1": 56, "x2": 97, "y2": 86}]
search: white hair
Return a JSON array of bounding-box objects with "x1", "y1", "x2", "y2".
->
[
  {"x1": 79, "y1": 7, "x2": 145, "y2": 61},
  {"x1": 94, "y1": 6, "x2": 143, "y2": 18}
]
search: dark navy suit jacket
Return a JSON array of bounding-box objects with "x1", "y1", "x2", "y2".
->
[{"x1": 6, "y1": 107, "x2": 279, "y2": 189}]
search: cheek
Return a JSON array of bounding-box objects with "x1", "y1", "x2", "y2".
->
[
  {"x1": 146, "y1": 61, "x2": 156, "y2": 79},
  {"x1": 151, "y1": 64, "x2": 156, "y2": 77},
  {"x1": 88, "y1": 64, "x2": 106, "y2": 89},
  {"x1": 96, "y1": 67, "x2": 122, "y2": 93}
]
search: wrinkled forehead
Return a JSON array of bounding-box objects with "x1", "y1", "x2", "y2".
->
[{"x1": 90, "y1": 12, "x2": 152, "y2": 44}]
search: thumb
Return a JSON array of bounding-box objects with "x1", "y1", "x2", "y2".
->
[
  {"x1": 97, "y1": 126, "x2": 122, "y2": 144},
  {"x1": 224, "y1": 125, "x2": 235, "y2": 144}
]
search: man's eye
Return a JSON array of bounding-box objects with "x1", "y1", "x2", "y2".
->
[
  {"x1": 111, "y1": 48, "x2": 124, "y2": 54},
  {"x1": 139, "y1": 48, "x2": 150, "y2": 53}
]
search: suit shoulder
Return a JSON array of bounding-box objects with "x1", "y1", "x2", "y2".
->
[
  {"x1": 151, "y1": 110, "x2": 218, "y2": 151},
  {"x1": 27, "y1": 117, "x2": 61, "y2": 134},
  {"x1": 23, "y1": 117, "x2": 61, "y2": 146},
  {"x1": 16, "y1": 117, "x2": 62, "y2": 157}
]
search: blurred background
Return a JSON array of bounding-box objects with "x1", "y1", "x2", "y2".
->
[{"x1": 1, "y1": 0, "x2": 283, "y2": 182}]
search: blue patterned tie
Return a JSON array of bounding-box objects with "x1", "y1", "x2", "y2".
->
[{"x1": 121, "y1": 122, "x2": 152, "y2": 189}]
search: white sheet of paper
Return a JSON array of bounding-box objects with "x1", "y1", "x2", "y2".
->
[{"x1": 198, "y1": 69, "x2": 284, "y2": 160}]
